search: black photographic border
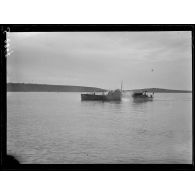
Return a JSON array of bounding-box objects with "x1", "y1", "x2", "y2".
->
[{"x1": 0, "y1": 24, "x2": 194, "y2": 171}]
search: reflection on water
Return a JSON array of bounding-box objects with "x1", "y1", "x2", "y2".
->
[
  {"x1": 132, "y1": 99, "x2": 153, "y2": 104},
  {"x1": 7, "y1": 92, "x2": 192, "y2": 164}
]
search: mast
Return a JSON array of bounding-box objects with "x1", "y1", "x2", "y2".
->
[{"x1": 121, "y1": 80, "x2": 123, "y2": 92}]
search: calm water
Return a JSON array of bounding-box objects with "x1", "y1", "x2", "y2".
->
[{"x1": 7, "y1": 92, "x2": 192, "y2": 164}]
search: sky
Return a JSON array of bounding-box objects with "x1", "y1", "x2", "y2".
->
[{"x1": 7, "y1": 31, "x2": 192, "y2": 90}]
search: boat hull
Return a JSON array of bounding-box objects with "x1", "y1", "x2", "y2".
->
[
  {"x1": 81, "y1": 94, "x2": 121, "y2": 101},
  {"x1": 81, "y1": 94, "x2": 107, "y2": 101}
]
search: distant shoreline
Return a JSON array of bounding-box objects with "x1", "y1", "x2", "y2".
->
[
  {"x1": 7, "y1": 83, "x2": 192, "y2": 93},
  {"x1": 7, "y1": 83, "x2": 106, "y2": 92},
  {"x1": 125, "y1": 88, "x2": 192, "y2": 93}
]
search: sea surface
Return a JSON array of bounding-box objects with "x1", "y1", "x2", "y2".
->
[{"x1": 7, "y1": 92, "x2": 192, "y2": 164}]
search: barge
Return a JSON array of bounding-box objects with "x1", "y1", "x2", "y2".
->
[
  {"x1": 81, "y1": 89, "x2": 122, "y2": 101},
  {"x1": 81, "y1": 82, "x2": 123, "y2": 101}
]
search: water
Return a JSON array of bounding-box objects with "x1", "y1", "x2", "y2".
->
[{"x1": 7, "y1": 92, "x2": 192, "y2": 164}]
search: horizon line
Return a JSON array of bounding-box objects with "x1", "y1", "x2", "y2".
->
[{"x1": 7, "y1": 82, "x2": 192, "y2": 92}]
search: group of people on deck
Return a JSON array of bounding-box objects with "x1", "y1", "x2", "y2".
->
[{"x1": 143, "y1": 90, "x2": 154, "y2": 98}]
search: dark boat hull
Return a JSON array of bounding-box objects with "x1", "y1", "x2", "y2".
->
[
  {"x1": 81, "y1": 94, "x2": 107, "y2": 101},
  {"x1": 132, "y1": 93, "x2": 153, "y2": 102},
  {"x1": 81, "y1": 94, "x2": 121, "y2": 101}
]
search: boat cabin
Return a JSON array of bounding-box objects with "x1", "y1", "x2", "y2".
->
[{"x1": 132, "y1": 91, "x2": 154, "y2": 99}]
